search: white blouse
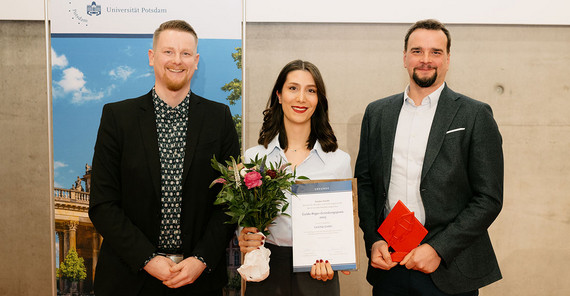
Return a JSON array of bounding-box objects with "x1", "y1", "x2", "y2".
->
[{"x1": 244, "y1": 136, "x2": 352, "y2": 246}]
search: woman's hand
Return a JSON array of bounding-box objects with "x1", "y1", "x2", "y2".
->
[
  {"x1": 310, "y1": 260, "x2": 351, "y2": 281},
  {"x1": 238, "y1": 227, "x2": 264, "y2": 253},
  {"x1": 310, "y1": 259, "x2": 334, "y2": 281}
]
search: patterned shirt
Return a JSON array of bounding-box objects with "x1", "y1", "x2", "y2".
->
[{"x1": 152, "y1": 88, "x2": 190, "y2": 252}]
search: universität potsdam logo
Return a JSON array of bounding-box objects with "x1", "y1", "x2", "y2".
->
[{"x1": 87, "y1": 2, "x2": 102, "y2": 16}]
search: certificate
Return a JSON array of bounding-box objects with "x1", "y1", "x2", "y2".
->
[{"x1": 291, "y1": 179, "x2": 358, "y2": 272}]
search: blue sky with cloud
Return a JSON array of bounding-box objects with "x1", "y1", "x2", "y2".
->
[{"x1": 51, "y1": 37, "x2": 241, "y2": 188}]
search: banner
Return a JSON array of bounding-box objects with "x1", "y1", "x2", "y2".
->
[{"x1": 50, "y1": 1, "x2": 243, "y2": 294}]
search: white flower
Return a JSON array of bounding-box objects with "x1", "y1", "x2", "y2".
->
[{"x1": 232, "y1": 158, "x2": 241, "y2": 187}]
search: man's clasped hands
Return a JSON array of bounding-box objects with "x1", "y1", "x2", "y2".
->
[{"x1": 144, "y1": 255, "x2": 207, "y2": 288}]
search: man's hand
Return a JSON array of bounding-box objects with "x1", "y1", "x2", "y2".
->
[
  {"x1": 370, "y1": 240, "x2": 397, "y2": 270},
  {"x1": 162, "y1": 257, "x2": 207, "y2": 288},
  {"x1": 143, "y1": 255, "x2": 178, "y2": 282},
  {"x1": 400, "y1": 243, "x2": 441, "y2": 274}
]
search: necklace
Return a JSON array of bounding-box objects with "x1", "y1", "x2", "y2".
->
[{"x1": 289, "y1": 146, "x2": 306, "y2": 152}]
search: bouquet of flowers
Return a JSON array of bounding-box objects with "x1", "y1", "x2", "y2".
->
[{"x1": 210, "y1": 154, "x2": 306, "y2": 281}]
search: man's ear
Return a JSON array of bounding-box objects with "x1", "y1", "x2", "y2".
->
[{"x1": 148, "y1": 49, "x2": 154, "y2": 67}]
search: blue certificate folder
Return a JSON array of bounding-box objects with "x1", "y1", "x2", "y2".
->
[
  {"x1": 291, "y1": 180, "x2": 353, "y2": 195},
  {"x1": 291, "y1": 179, "x2": 358, "y2": 272}
]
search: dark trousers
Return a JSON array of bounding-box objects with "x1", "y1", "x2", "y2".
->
[
  {"x1": 138, "y1": 275, "x2": 222, "y2": 296},
  {"x1": 372, "y1": 266, "x2": 478, "y2": 296},
  {"x1": 245, "y1": 243, "x2": 340, "y2": 296}
]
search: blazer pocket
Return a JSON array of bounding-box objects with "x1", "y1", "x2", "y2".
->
[
  {"x1": 455, "y1": 235, "x2": 497, "y2": 279},
  {"x1": 444, "y1": 127, "x2": 465, "y2": 139}
]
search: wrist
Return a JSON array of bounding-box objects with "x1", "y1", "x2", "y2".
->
[
  {"x1": 372, "y1": 240, "x2": 386, "y2": 247},
  {"x1": 192, "y1": 255, "x2": 207, "y2": 267},
  {"x1": 142, "y1": 252, "x2": 158, "y2": 270}
]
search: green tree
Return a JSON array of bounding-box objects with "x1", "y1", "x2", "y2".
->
[
  {"x1": 222, "y1": 47, "x2": 243, "y2": 147},
  {"x1": 222, "y1": 78, "x2": 242, "y2": 106},
  {"x1": 221, "y1": 47, "x2": 242, "y2": 106},
  {"x1": 57, "y1": 248, "x2": 87, "y2": 281}
]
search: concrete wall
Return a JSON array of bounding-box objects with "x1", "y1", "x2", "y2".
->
[
  {"x1": 0, "y1": 17, "x2": 568, "y2": 296},
  {"x1": 243, "y1": 22, "x2": 570, "y2": 295},
  {"x1": 0, "y1": 20, "x2": 54, "y2": 295}
]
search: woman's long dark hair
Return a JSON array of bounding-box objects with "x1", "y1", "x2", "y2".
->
[{"x1": 258, "y1": 60, "x2": 338, "y2": 152}]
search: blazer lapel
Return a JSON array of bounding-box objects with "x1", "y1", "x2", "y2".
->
[
  {"x1": 421, "y1": 86, "x2": 461, "y2": 181},
  {"x1": 181, "y1": 92, "x2": 206, "y2": 185},
  {"x1": 381, "y1": 94, "x2": 404, "y2": 192},
  {"x1": 138, "y1": 91, "x2": 162, "y2": 199}
]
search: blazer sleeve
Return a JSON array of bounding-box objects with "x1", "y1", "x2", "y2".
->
[
  {"x1": 88, "y1": 104, "x2": 156, "y2": 273},
  {"x1": 189, "y1": 105, "x2": 240, "y2": 270},
  {"x1": 428, "y1": 103, "x2": 504, "y2": 265},
  {"x1": 355, "y1": 106, "x2": 385, "y2": 253}
]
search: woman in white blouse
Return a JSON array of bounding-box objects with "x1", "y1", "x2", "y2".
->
[{"x1": 239, "y1": 60, "x2": 352, "y2": 296}]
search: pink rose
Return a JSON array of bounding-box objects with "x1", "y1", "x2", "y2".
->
[{"x1": 244, "y1": 171, "x2": 262, "y2": 189}]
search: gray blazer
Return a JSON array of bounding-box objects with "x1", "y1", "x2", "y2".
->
[{"x1": 355, "y1": 85, "x2": 503, "y2": 294}]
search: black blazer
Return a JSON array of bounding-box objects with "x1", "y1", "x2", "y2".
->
[
  {"x1": 355, "y1": 85, "x2": 503, "y2": 294},
  {"x1": 89, "y1": 91, "x2": 240, "y2": 295}
]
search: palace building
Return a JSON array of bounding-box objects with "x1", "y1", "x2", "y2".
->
[{"x1": 54, "y1": 164, "x2": 99, "y2": 294}]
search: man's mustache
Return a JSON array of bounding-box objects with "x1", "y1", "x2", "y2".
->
[{"x1": 414, "y1": 65, "x2": 436, "y2": 71}]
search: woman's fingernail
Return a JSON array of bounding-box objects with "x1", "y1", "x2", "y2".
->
[
  {"x1": 325, "y1": 260, "x2": 329, "y2": 263},
  {"x1": 316, "y1": 260, "x2": 319, "y2": 263},
  {"x1": 320, "y1": 259, "x2": 323, "y2": 263}
]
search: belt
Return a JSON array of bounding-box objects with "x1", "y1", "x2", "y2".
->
[{"x1": 157, "y1": 252, "x2": 184, "y2": 264}]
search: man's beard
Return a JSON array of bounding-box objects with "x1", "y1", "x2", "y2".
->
[
  {"x1": 163, "y1": 71, "x2": 189, "y2": 92},
  {"x1": 165, "y1": 78, "x2": 187, "y2": 91},
  {"x1": 412, "y1": 68, "x2": 437, "y2": 88}
]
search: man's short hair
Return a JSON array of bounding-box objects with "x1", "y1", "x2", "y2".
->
[
  {"x1": 404, "y1": 19, "x2": 451, "y2": 53},
  {"x1": 153, "y1": 20, "x2": 198, "y2": 49}
]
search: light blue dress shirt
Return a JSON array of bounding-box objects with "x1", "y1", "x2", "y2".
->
[{"x1": 245, "y1": 136, "x2": 352, "y2": 246}]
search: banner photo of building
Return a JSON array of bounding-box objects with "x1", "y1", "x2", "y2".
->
[{"x1": 49, "y1": 1, "x2": 242, "y2": 294}]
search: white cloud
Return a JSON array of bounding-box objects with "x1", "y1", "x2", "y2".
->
[
  {"x1": 58, "y1": 67, "x2": 86, "y2": 92},
  {"x1": 55, "y1": 67, "x2": 105, "y2": 104},
  {"x1": 54, "y1": 161, "x2": 68, "y2": 170},
  {"x1": 109, "y1": 65, "x2": 134, "y2": 81},
  {"x1": 138, "y1": 72, "x2": 153, "y2": 78},
  {"x1": 71, "y1": 88, "x2": 105, "y2": 104},
  {"x1": 122, "y1": 45, "x2": 134, "y2": 57},
  {"x1": 53, "y1": 161, "x2": 67, "y2": 188},
  {"x1": 52, "y1": 85, "x2": 63, "y2": 99},
  {"x1": 51, "y1": 48, "x2": 68, "y2": 68}
]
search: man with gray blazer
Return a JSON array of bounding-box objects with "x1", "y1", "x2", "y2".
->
[{"x1": 355, "y1": 19, "x2": 503, "y2": 295}]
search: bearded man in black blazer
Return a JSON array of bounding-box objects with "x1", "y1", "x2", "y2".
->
[
  {"x1": 356, "y1": 19, "x2": 503, "y2": 295},
  {"x1": 89, "y1": 20, "x2": 240, "y2": 296}
]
